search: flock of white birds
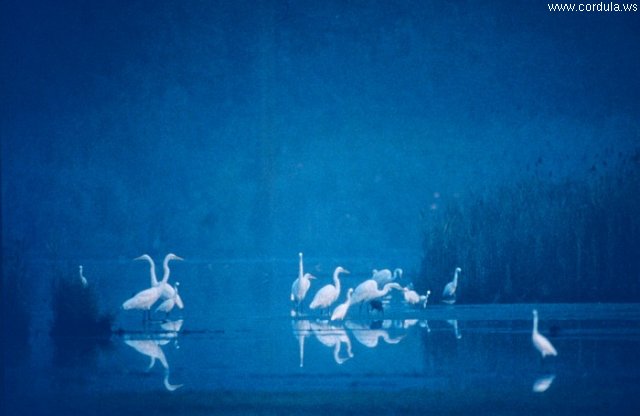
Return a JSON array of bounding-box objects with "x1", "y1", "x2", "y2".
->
[
  {"x1": 291, "y1": 252, "x2": 450, "y2": 320},
  {"x1": 121, "y1": 253, "x2": 184, "y2": 320},
  {"x1": 290, "y1": 252, "x2": 558, "y2": 359},
  {"x1": 114, "y1": 251, "x2": 557, "y2": 362}
]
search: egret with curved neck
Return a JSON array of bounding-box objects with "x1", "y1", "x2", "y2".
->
[
  {"x1": 331, "y1": 288, "x2": 354, "y2": 321},
  {"x1": 79, "y1": 265, "x2": 88, "y2": 288},
  {"x1": 532, "y1": 309, "x2": 557, "y2": 358},
  {"x1": 351, "y1": 280, "x2": 403, "y2": 309},
  {"x1": 135, "y1": 254, "x2": 184, "y2": 305},
  {"x1": 442, "y1": 267, "x2": 462, "y2": 301},
  {"x1": 310, "y1": 266, "x2": 349, "y2": 312},
  {"x1": 123, "y1": 254, "x2": 183, "y2": 320},
  {"x1": 372, "y1": 268, "x2": 403, "y2": 287}
]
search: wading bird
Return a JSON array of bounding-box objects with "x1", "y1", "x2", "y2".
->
[
  {"x1": 532, "y1": 309, "x2": 558, "y2": 358},
  {"x1": 331, "y1": 288, "x2": 354, "y2": 321},
  {"x1": 78, "y1": 265, "x2": 88, "y2": 288},
  {"x1": 403, "y1": 287, "x2": 430, "y2": 308},
  {"x1": 156, "y1": 282, "x2": 180, "y2": 317},
  {"x1": 372, "y1": 268, "x2": 403, "y2": 287},
  {"x1": 123, "y1": 254, "x2": 183, "y2": 320},
  {"x1": 135, "y1": 254, "x2": 184, "y2": 308},
  {"x1": 310, "y1": 266, "x2": 349, "y2": 313},
  {"x1": 290, "y1": 252, "x2": 316, "y2": 312},
  {"x1": 442, "y1": 267, "x2": 462, "y2": 303},
  {"x1": 350, "y1": 280, "x2": 403, "y2": 312}
]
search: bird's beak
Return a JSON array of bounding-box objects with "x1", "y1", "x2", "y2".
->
[
  {"x1": 343, "y1": 269, "x2": 351, "y2": 274},
  {"x1": 175, "y1": 256, "x2": 184, "y2": 261},
  {"x1": 309, "y1": 274, "x2": 316, "y2": 280},
  {"x1": 133, "y1": 255, "x2": 144, "y2": 261}
]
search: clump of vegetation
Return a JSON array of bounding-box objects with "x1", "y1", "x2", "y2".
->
[
  {"x1": 420, "y1": 149, "x2": 640, "y2": 303},
  {"x1": 51, "y1": 264, "x2": 113, "y2": 337},
  {"x1": 3, "y1": 240, "x2": 31, "y2": 360}
]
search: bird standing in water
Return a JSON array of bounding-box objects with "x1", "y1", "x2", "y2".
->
[
  {"x1": 310, "y1": 266, "x2": 349, "y2": 313},
  {"x1": 291, "y1": 252, "x2": 316, "y2": 312},
  {"x1": 532, "y1": 309, "x2": 558, "y2": 358},
  {"x1": 442, "y1": 267, "x2": 462, "y2": 304}
]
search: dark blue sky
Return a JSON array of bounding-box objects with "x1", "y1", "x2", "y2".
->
[{"x1": 2, "y1": 1, "x2": 639, "y2": 260}]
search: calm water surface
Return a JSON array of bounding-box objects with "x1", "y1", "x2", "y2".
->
[{"x1": 5, "y1": 260, "x2": 640, "y2": 414}]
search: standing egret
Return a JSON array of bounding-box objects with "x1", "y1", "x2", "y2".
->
[
  {"x1": 442, "y1": 267, "x2": 462, "y2": 303},
  {"x1": 309, "y1": 266, "x2": 349, "y2": 313},
  {"x1": 331, "y1": 288, "x2": 354, "y2": 321},
  {"x1": 123, "y1": 254, "x2": 183, "y2": 320},
  {"x1": 350, "y1": 280, "x2": 403, "y2": 311},
  {"x1": 402, "y1": 287, "x2": 421, "y2": 305},
  {"x1": 156, "y1": 282, "x2": 180, "y2": 317},
  {"x1": 135, "y1": 254, "x2": 184, "y2": 307},
  {"x1": 78, "y1": 265, "x2": 88, "y2": 288},
  {"x1": 532, "y1": 309, "x2": 558, "y2": 357},
  {"x1": 372, "y1": 268, "x2": 403, "y2": 287},
  {"x1": 290, "y1": 252, "x2": 316, "y2": 312}
]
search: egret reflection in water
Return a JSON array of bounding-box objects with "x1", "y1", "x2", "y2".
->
[
  {"x1": 344, "y1": 320, "x2": 406, "y2": 348},
  {"x1": 123, "y1": 319, "x2": 184, "y2": 391},
  {"x1": 291, "y1": 319, "x2": 312, "y2": 367},
  {"x1": 310, "y1": 320, "x2": 354, "y2": 364},
  {"x1": 532, "y1": 374, "x2": 556, "y2": 393}
]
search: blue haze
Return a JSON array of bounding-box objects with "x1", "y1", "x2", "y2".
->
[{"x1": 2, "y1": 2, "x2": 639, "y2": 265}]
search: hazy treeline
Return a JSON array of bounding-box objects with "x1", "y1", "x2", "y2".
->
[{"x1": 420, "y1": 149, "x2": 640, "y2": 303}]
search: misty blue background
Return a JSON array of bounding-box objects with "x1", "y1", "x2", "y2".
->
[{"x1": 2, "y1": 1, "x2": 639, "y2": 259}]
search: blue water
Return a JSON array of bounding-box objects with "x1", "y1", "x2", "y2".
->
[{"x1": 5, "y1": 260, "x2": 640, "y2": 414}]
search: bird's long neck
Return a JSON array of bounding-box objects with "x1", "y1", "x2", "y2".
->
[
  {"x1": 298, "y1": 253, "x2": 304, "y2": 280},
  {"x1": 381, "y1": 283, "x2": 395, "y2": 296},
  {"x1": 533, "y1": 314, "x2": 539, "y2": 334},
  {"x1": 453, "y1": 270, "x2": 459, "y2": 287},
  {"x1": 149, "y1": 259, "x2": 159, "y2": 286},
  {"x1": 333, "y1": 269, "x2": 341, "y2": 293},
  {"x1": 161, "y1": 256, "x2": 172, "y2": 284}
]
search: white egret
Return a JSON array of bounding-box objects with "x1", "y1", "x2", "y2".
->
[
  {"x1": 309, "y1": 266, "x2": 349, "y2": 312},
  {"x1": 372, "y1": 268, "x2": 403, "y2": 287},
  {"x1": 532, "y1": 309, "x2": 558, "y2": 357},
  {"x1": 290, "y1": 252, "x2": 316, "y2": 311},
  {"x1": 331, "y1": 288, "x2": 354, "y2": 321},
  {"x1": 78, "y1": 265, "x2": 88, "y2": 288},
  {"x1": 403, "y1": 287, "x2": 419, "y2": 304},
  {"x1": 135, "y1": 254, "x2": 184, "y2": 307},
  {"x1": 123, "y1": 254, "x2": 183, "y2": 319},
  {"x1": 350, "y1": 280, "x2": 403, "y2": 310},
  {"x1": 155, "y1": 282, "x2": 180, "y2": 316},
  {"x1": 442, "y1": 267, "x2": 462, "y2": 303}
]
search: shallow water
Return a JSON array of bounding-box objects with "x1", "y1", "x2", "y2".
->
[{"x1": 4, "y1": 260, "x2": 640, "y2": 414}]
